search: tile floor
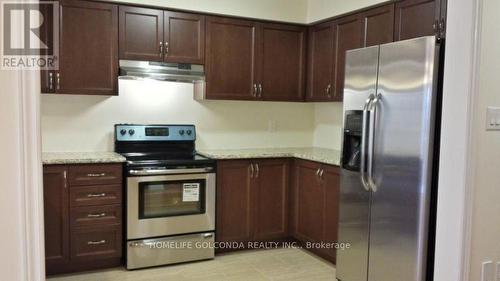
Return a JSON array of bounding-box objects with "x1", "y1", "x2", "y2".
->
[{"x1": 48, "y1": 248, "x2": 336, "y2": 281}]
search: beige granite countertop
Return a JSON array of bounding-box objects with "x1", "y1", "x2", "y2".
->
[
  {"x1": 42, "y1": 152, "x2": 126, "y2": 165},
  {"x1": 198, "y1": 147, "x2": 341, "y2": 166}
]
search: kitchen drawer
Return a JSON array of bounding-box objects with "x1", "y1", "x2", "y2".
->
[
  {"x1": 70, "y1": 184, "x2": 122, "y2": 207},
  {"x1": 70, "y1": 205, "x2": 122, "y2": 228},
  {"x1": 71, "y1": 225, "x2": 122, "y2": 262},
  {"x1": 69, "y1": 164, "x2": 122, "y2": 186}
]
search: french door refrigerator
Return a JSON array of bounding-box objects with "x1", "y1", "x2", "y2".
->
[{"x1": 337, "y1": 36, "x2": 440, "y2": 281}]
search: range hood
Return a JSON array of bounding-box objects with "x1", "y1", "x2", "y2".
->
[{"x1": 118, "y1": 60, "x2": 206, "y2": 98}]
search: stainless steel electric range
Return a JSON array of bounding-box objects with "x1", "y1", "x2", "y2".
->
[{"x1": 114, "y1": 124, "x2": 215, "y2": 270}]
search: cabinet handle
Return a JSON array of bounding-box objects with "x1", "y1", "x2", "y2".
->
[
  {"x1": 255, "y1": 163, "x2": 260, "y2": 178},
  {"x1": 319, "y1": 169, "x2": 324, "y2": 180},
  {"x1": 87, "y1": 193, "x2": 106, "y2": 198},
  {"x1": 165, "y1": 42, "x2": 169, "y2": 55},
  {"x1": 316, "y1": 168, "x2": 321, "y2": 178},
  {"x1": 87, "y1": 240, "x2": 106, "y2": 245},
  {"x1": 258, "y1": 84, "x2": 263, "y2": 97},
  {"x1": 87, "y1": 213, "x2": 107, "y2": 218},
  {"x1": 432, "y1": 19, "x2": 438, "y2": 32},
  {"x1": 86, "y1": 173, "x2": 106, "y2": 177},
  {"x1": 249, "y1": 164, "x2": 254, "y2": 178},
  {"x1": 253, "y1": 84, "x2": 258, "y2": 97},
  {"x1": 326, "y1": 84, "x2": 332, "y2": 98},
  {"x1": 159, "y1": 42, "x2": 163, "y2": 57},
  {"x1": 56, "y1": 73, "x2": 60, "y2": 90},
  {"x1": 48, "y1": 72, "x2": 54, "y2": 91},
  {"x1": 63, "y1": 170, "x2": 67, "y2": 189}
]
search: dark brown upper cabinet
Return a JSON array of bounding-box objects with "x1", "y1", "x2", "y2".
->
[
  {"x1": 119, "y1": 7, "x2": 205, "y2": 64},
  {"x1": 395, "y1": 0, "x2": 447, "y2": 41},
  {"x1": 42, "y1": 0, "x2": 118, "y2": 95},
  {"x1": 164, "y1": 11, "x2": 205, "y2": 64},
  {"x1": 205, "y1": 17, "x2": 258, "y2": 100},
  {"x1": 361, "y1": 4, "x2": 395, "y2": 47},
  {"x1": 119, "y1": 6, "x2": 164, "y2": 62},
  {"x1": 206, "y1": 17, "x2": 306, "y2": 101},
  {"x1": 259, "y1": 23, "x2": 306, "y2": 101},
  {"x1": 306, "y1": 21, "x2": 335, "y2": 102},
  {"x1": 332, "y1": 14, "x2": 364, "y2": 101},
  {"x1": 307, "y1": 4, "x2": 396, "y2": 102}
]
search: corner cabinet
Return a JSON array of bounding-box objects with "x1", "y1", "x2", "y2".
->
[
  {"x1": 205, "y1": 17, "x2": 306, "y2": 101},
  {"x1": 307, "y1": 4, "x2": 393, "y2": 102},
  {"x1": 291, "y1": 159, "x2": 340, "y2": 263},
  {"x1": 42, "y1": 0, "x2": 119, "y2": 95},
  {"x1": 43, "y1": 164, "x2": 123, "y2": 275},
  {"x1": 118, "y1": 6, "x2": 205, "y2": 64},
  {"x1": 216, "y1": 159, "x2": 290, "y2": 247}
]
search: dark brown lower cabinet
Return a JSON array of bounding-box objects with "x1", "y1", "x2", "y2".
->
[
  {"x1": 43, "y1": 164, "x2": 123, "y2": 275},
  {"x1": 291, "y1": 159, "x2": 340, "y2": 263},
  {"x1": 43, "y1": 166, "x2": 70, "y2": 271},
  {"x1": 216, "y1": 159, "x2": 290, "y2": 247}
]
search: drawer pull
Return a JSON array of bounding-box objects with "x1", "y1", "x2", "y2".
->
[
  {"x1": 87, "y1": 193, "x2": 107, "y2": 198},
  {"x1": 87, "y1": 213, "x2": 107, "y2": 218},
  {"x1": 87, "y1": 240, "x2": 106, "y2": 245},
  {"x1": 86, "y1": 173, "x2": 107, "y2": 177}
]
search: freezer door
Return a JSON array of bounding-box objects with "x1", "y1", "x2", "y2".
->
[
  {"x1": 368, "y1": 36, "x2": 438, "y2": 281},
  {"x1": 337, "y1": 45, "x2": 379, "y2": 281}
]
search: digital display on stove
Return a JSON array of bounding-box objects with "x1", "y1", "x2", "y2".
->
[{"x1": 145, "y1": 127, "x2": 169, "y2": 137}]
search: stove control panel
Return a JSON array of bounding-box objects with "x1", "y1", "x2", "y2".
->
[{"x1": 115, "y1": 125, "x2": 196, "y2": 141}]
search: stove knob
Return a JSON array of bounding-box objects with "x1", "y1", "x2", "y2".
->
[
  {"x1": 179, "y1": 130, "x2": 185, "y2": 136},
  {"x1": 186, "y1": 130, "x2": 192, "y2": 136},
  {"x1": 120, "y1": 129, "x2": 127, "y2": 135},
  {"x1": 129, "y1": 129, "x2": 135, "y2": 136}
]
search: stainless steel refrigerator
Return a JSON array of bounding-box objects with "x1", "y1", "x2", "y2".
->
[{"x1": 337, "y1": 36, "x2": 440, "y2": 281}]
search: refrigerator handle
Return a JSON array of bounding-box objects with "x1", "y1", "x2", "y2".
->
[
  {"x1": 367, "y1": 93, "x2": 382, "y2": 192},
  {"x1": 360, "y1": 94, "x2": 375, "y2": 191}
]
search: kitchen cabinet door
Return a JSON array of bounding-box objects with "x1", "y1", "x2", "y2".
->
[
  {"x1": 119, "y1": 6, "x2": 164, "y2": 61},
  {"x1": 333, "y1": 14, "x2": 364, "y2": 101},
  {"x1": 205, "y1": 17, "x2": 258, "y2": 100},
  {"x1": 394, "y1": 0, "x2": 441, "y2": 41},
  {"x1": 253, "y1": 159, "x2": 290, "y2": 240},
  {"x1": 321, "y1": 164, "x2": 341, "y2": 264},
  {"x1": 216, "y1": 160, "x2": 254, "y2": 243},
  {"x1": 43, "y1": 165, "x2": 70, "y2": 274},
  {"x1": 294, "y1": 160, "x2": 324, "y2": 243},
  {"x1": 362, "y1": 4, "x2": 395, "y2": 47},
  {"x1": 163, "y1": 11, "x2": 205, "y2": 64},
  {"x1": 259, "y1": 23, "x2": 306, "y2": 101},
  {"x1": 58, "y1": 0, "x2": 118, "y2": 95},
  {"x1": 306, "y1": 21, "x2": 335, "y2": 101}
]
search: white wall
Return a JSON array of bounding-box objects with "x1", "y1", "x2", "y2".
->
[
  {"x1": 313, "y1": 103, "x2": 343, "y2": 150},
  {"x1": 467, "y1": 0, "x2": 500, "y2": 279},
  {"x1": 307, "y1": 0, "x2": 386, "y2": 22},
  {"x1": 41, "y1": 80, "x2": 316, "y2": 152},
  {"x1": 109, "y1": 0, "x2": 308, "y2": 23}
]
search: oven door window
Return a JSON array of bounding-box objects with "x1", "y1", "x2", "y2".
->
[{"x1": 139, "y1": 179, "x2": 205, "y2": 219}]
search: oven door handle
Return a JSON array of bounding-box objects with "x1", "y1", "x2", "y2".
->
[{"x1": 129, "y1": 167, "x2": 213, "y2": 176}]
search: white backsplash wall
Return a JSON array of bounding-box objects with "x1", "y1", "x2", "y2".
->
[
  {"x1": 41, "y1": 80, "x2": 317, "y2": 152},
  {"x1": 312, "y1": 103, "x2": 344, "y2": 150}
]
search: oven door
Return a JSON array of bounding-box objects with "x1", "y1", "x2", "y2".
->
[{"x1": 127, "y1": 172, "x2": 215, "y2": 240}]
